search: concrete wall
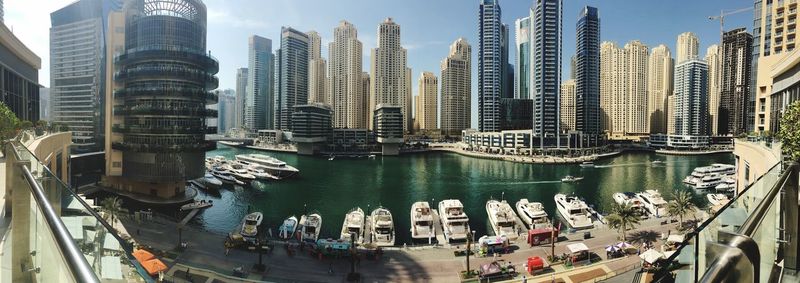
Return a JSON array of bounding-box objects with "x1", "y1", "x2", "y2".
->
[
  {"x1": 733, "y1": 139, "x2": 782, "y2": 193},
  {"x1": 27, "y1": 132, "x2": 72, "y2": 183}
]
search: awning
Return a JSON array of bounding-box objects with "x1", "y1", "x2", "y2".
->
[
  {"x1": 132, "y1": 249, "x2": 155, "y2": 263},
  {"x1": 101, "y1": 256, "x2": 123, "y2": 280},
  {"x1": 527, "y1": 256, "x2": 544, "y2": 268},
  {"x1": 103, "y1": 234, "x2": 121, "y2": 252},
  {"x1": 640, "y1": 249, "x2": 663, "y2": 264},
  {"x1": 667, "y1": 234, "x2": 686, "y2": 244},
  {"x1": 142, "y1": 259, "x2": 168, "y2": 276},
  {"x1": 566, "y1": 243, "x2": 589, "y2": 253}
]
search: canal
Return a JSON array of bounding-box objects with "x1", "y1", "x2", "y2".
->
[{"x1": 194, "y1": 145, "x2": 733, "y2": 244}]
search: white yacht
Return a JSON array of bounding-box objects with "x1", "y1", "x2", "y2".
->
[
  {"x1": 612, "y1": 192, "x2": 648, "y2": 218},
  {"x1": 636, "y1": 190, "x2": 668, "y2": 217},
  {"x1": 515, "y1": 199, "x2": 549, "y2": 229},
  {"x1": 278, "y1": 216, "x2": 298, "y2": 240},
  {"x1": 201, "y1": 173, "x2": 223, "y2": 189},
  {"x1": 370, "y1": 207, "x2": 395, "y2": 247},
  {"x1": 486, "y1": 200, "x2": 524, "y2": 241},
  {"x1": 300, "y1": 213, "x2": 322, "y2": 242},
  {"x1": 438, "y1": 199, "x2": 471, "y2": 242},
  {"x1": 210, "y1": 168, "x2": 245, "y2": 186},
  {"x1": 410, "y1": 202, "x2": 435, "y2": 240},
  {"x1": 553, "y1": 194, "x2": 593, "y2": 229},
  {"x1": 235, "y1": 154, "x2": 300, "y2": 179},
  {"x1": 707, "y1": 193, "x2": 730, "y2": 206},
  {"x1": 685, "y1": 164, "x2": 735, "y2": 185},
  {"x1": 694, "y1": 173, "x2": 732, "y2": 190},
  {"x1": 561, "y1": 175, "x2": 584, "y2": 183},
  {"x1": 579, "y1": 161, "x2": 595, "y2": 168},
  {"x1": 240, "y1": 212, "x2": 263, "y2": 238},
  {"x1": 715, "y1": 177, "x2": 736, "y2": 192},
  {"x1": 340, "y1": 207, "x2": 365, "y2": 244}
]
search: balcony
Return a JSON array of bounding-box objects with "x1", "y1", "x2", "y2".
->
[
  {"x1": 112, "y1": 124, "x2": 216, "y2": 135},
  {"x1": 115, "y1": 47, "x2": 219, "y2": 74},
  {"x1": 115, "y1": 88, "x2": 217, "y2": 104},
  {"x1": 112, "y1": 140, "x2": 216, "y2": 153},
  {"x1": 113, "y1": 105, "x2": 218, "y2": 117}
]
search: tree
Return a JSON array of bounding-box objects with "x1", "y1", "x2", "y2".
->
[
  {"x1": 17, "y1": 120, "x2": 33, "y2": 130},
  {"x1": 605, "y1": 203, "x2": 641, "y2": 241},
  {"x1": 668, "y1": 190, "x2": 694, "y2": 229},
  {"x1": 780, "y1": 101, "x2": 800, "y2": 161},
  {"x1": 100, "y1": 197, "x2": 128, "y2": 224},
  {"x1": 0, "y1": 102, "x2": 20, "y2": 142}
]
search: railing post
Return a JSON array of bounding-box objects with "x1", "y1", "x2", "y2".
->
[
  {"x1": 785, "y1": 162, "x2": 800, "y2": 274},
  {"x1": 7, "y1": 147, "x2": 33, "y2": 282}
]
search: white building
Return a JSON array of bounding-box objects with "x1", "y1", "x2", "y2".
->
[
  {"x1": 647, "y1": 44, "x2": 673, "y2": 134},
  {"x1": 307, "y1": 31, "x2": 327, "y2": 105},
  {"x1": 560, "y1": 79, "x2": 576, "y2": 132},
  {"x1": 676, "y1": 31, "x2": 699, "y2": 63},
  {"x1": 440, "y1": 38, "x2": 471, "y2": 135},
  {"x1": 705, "y1": 44, "x2": 720, "y2": 135},
  {"x1": 329, "y1": 21, "x2": 366, "y2": 129},
  {"x1": 369, "y1": 18, "x2": 411, "y2": 133},
  {"x1": 417, "y1": 72, "x2": 438, "y2": 130}
]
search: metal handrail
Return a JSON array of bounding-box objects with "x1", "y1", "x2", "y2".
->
[
  {"x1": 739, "y1": 163, "x2": 797, "y2": 236},
  {"x1": 19, "y1": 164, "x2": 100, "y2": 283}
]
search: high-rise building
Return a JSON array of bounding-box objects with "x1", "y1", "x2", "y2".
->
[
  {"x1": 417, "y1": 72, "x2": 438, "y2": 130},
  {"x1": 704, "y1": 45, "x2": 720, "y2": 136},
  {"x1": 625, "y1": 40, "x2": 648, "y2": 135},
  {"x1": 245, "y1": 36, "x2": 273, "y2": 130},
  {"x1": 307, "y1": 31, "x2": 327, "y2": 105},
  {"x1": 217, "y1": 89, "x2": 236, "y2": 134},
  {"x1": 369, "y1": 18, "x2": 410, "y2": 132},
  {"x1": 39, "y1": 87, "x2": 50, "y2": 121},
  {"x1": 478, "y1": 0, "x2": 502, "y2": 132},
  {"x1": 329, "y1": 21, "x2": 365, "y2": 129},
  {"x1": 530, "y1": 0, "x2": 562, "y2": 147},
  {"x1": 440, "y1": 38, "x2": 472, "y2": 135},
  {"x1": 575, "y1": 5, "x2": 600, "y2": 137},
  {"x1": 50, "y1": 0, "x2": 118, "y2": 152},
  {"x1": 0, "y1": 21, "x2": 40, "y2": 122},
  {"x1": 514, "y1": 16, "x2": 531, "y2": 99},
  {"x1": 501, "y1": 23, "x2": 513, "y2": 99},
  {"x1": 235, "y1": 67, "x2": 248, "y2": 129},
  {"x1": 275, "y1": 27, "x2": 309, "y2": 131},
  {"x1": 676, "y1": 32, "x2": 699, "y2": 63},
  {"x1": 108, "y1": 0, "x2": 218, "y2": 198},
  {"x1": 673, "y1": 59, "x2": 708, "y2": 136},
  {"x1": 719, "y1": 28, "x2": 753, "y2": 136},
  {"x1": 570, "y1": 55, "x2": 577, "y2": 80},
  {"x1": 560, "y1": 79, "x2": 576, "y2": 132},
  {"x1": 600, "y1": 41, "x2": 626, "y2": 135},
  {"x1": 647, "y1": 44, "x2": 673, "y2": 134}
]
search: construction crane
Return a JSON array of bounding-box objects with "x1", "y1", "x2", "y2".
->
[{"x1": 709, "y1": 7, "x2": 754, "y2": 37}]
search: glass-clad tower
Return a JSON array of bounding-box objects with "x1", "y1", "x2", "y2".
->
[
  {"x1": 575, "y1": 6, "x2": 600, "y2": 138},
  {"x1": 478, "y1": 0, "x2": 502, "y2": 132},
  {"x1": 112, "y1": 0, "x2": 218, "y2": 196},
  {"x1": 531, "y1": 0, "x2": 562, "y2": 147}
]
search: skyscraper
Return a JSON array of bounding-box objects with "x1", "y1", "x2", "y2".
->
[
  {"x1": 674, "y1": 59, "x2": 708, "y2": 136},
  {"x1": 719, "y1": 28, "x2": 753, "y2": 136},
  {"x1": 217, "y1": 89, "x2": 236, "y2": 134},
  {"x1": 307, "y1": 31, "x2": 327, "y2": 105},
  {"x1": 600, "y1": 41, "x2": 625, "y2": 135},
  {"x1": 478, "y1": 0, "x2": 502, "y2": 132},
  {"x1": 275, "y1": 27, "x2": 309, "y2": 131},
  {"x1": 530, "y1": 0, "x2": 562, "y2": 147},
  {"x1": 625, "y1": 40, "x2": 648, "y2": 135},
  {"x1": 704, "y1": 45, "x2": 720, "y2": 135},
  {"x1": 575, "y1": 5, "x2": 600, "y2": 137},
  {"x1": 369, "y1": 18, "x2": 410, "y2": 132},
  {"x1": 440, "y1": 38, "x2": 472, "y2": 135},
  {"x1": 514, "y1": 16, "x2": 531, "y2": 99},
  {"x1": 417, "y1": 72, "x2": 438, "y2": 130},
  {"x1": 329, "y1": 21, "x2": 365, "y2": 129},
  {"x1": 501, "y1": 23, "x2": 513, "y2": 99},
  {"x1": 676, "y1": 32, "x2": 699, "y2": 63},
  {"x1": 245, "y1": 35, "x2": 273, "y2": 130},
  {"x1": 560, "y1": 79, "x2": 576, "y2": 132},
  {"x1": 235, "y1": 67, "x2": 248, "y2": 129},
  {"x1": 647, "y1": 44, "x2": 673, "y2": 134}
]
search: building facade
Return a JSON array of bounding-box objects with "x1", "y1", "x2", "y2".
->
[
  {"x1": 600, "y1": 41, "x2": 625, "y2": 136},
  {"x1": 329, "y1": 21, "x2": 366, "y2": 129},
  {"x1": 625, "y1": 40, "x2": 649, "y2": 136},
  {"x1": 705, "y1": 44, "x2": 720, "y2": 135},
  {"x1": 530, "y1": 0, "x2": 562, "y2": 147},
  {"x1": 217, "y1": 89, "x2": 235, "y2": 134},
  {"x1": 478, "y1": 0, "x2": 502, "y2": 132},
  {"x1": 0, "y1": 20, "x2": 40, "y2": 122},
  {"x1": 673, "y1": 59, "x2": 708, "y2": 136},
  {"x1": 560, "y1": 79, "x2": 576, "y2": 132},
  {"x1": 292, "y1": 103, "x2": 331, "y2": 155},
  {"x1": 369, "y1": 18, "x2": 410, "y2": 133},
  {"x1": 440, "y1": 38, "x2": 471, "y2": 135},
  {"x1": 235, "y1": 67, "x2": 247, "y2": 129},
  {"x1": 500, "y1": 98, "x2": 533, "y2": 130},
  {"x1": 39, "y1": 87, "x2": 50, "y2": 121},
  {"x1": 374, "y1": 104, "x2": 403, "y2": 155},
  {"x1": 245, "y1": 35, "x2": 273, "y2": 130},
  {"x1": 719, "y1": 28, "x2": 753, "y2": 136},
  {"x1": 752, "y1": 0, "x2": 796, "y2": 133},
  {"x1": 647, "y1": 44, "x2": 672, "y2": 134},
  {"x1": 514, "y1": 16, "x2": 530, "y2": 99},
  {"x1": 307, "y1": 31, "x2": 327, "y2": 105},
  {"x1": 676, "y1": 32, "x2": 699, "y2": 63},
  {"x1": 275, "y1": 27, "x2": 309, "y2": 131},
  {"x1": 575, "y1": 5, "x2": 600, "y2": 137},
  {"x1": 417, "y1": 72, "x2": 437, "y2": 130}
]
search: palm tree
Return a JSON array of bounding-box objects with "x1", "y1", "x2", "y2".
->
[
  {"x1": 668, "y1": 190, "x2": 694, "y2": 229},
  {"x1": 101, "y1": 197, "x2": 128, "y2": 224},
  {"x1": 606, "y1": 203, "x2": 641, "y2": 241},
  {"x1": 605, "y1": 214, "x2": 624, "y2": 240}
]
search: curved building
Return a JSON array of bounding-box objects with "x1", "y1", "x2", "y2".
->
[{"x1": 110, "y1": 0, "x2": 218, "y2": 197}]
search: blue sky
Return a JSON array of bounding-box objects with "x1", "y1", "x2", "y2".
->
[{"x1": 9, "y1": 0, "x2": 754, "y2": 127}]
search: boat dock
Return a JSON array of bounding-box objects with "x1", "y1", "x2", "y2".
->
[
  {"x1": 363, "y1": 215, "x2": 373, "y2": 245},
  {"x1": 430, "y1": 209, "x2": 449, "y2": 247},
  {"x1": 179, "y1": 208, "x2": 201, "y2": 227}
]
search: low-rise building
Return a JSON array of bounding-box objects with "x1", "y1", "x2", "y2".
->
[
  {"x1": 374, "y1": 104, "x2": 404, "y2": 155},
  {"x1": 648, "y1": 134, "x2": 710, "y2": 150},
  {"x1": 291, "y1": 103, "x2": 331, "y2": 155}
]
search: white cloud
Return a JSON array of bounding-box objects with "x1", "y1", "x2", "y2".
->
[{"x1": 207, "y1": 8, "x2": 272, "y2": 29}]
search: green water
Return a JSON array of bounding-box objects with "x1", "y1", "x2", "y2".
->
[{"x1": 195, "y1": 145, "x2": 733, "y2": 244}]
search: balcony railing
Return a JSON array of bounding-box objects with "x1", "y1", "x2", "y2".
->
[
  {"x1": 2, "y1": 141, "x2": 149, "y2": 282},
  {"x1": 112, "y1": 141, "x2": 216, "y2": 152},
  {"x1": 113, "y1": 105, "x2": 218, "y2": 117},
  {"x1": 114, "y1": 88, "x2": 217, "y2": 104},
  {"x1": 112, "y1": 124, "x2": 216, "y2": 135}
]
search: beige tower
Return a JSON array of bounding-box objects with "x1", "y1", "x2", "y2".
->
[
  {"x1": 676, "y1": 32, "x2": 699, "y2": 63},
  {"x1": 647, "y1": 44, "x2": 673, "y2": 134},
  {"x1": 560, "y1": 79, "x2": 576, "y2": 132},
  {"x1": 705, "y1": 44, "x2": 721, "y2": 135},
  {"x1": 369, "y1": 18, "x2": 410, "y2": 132},
  {"x1": 417, "y1": 72, "x2": 438, "y2": 130},
  {"x1": 600, "y1": 41, "x2": 626, "y2": 137},
  {"x1": 307, "y1": 31, "x2": 328, "y2": 105},
  {"x1": 329, "y1": 21, "x2": 365, "y2": 128},
  {"x1": 440, "y1": 38, "x2": 472, "y2": 135},
  {"x1": 625, "y1": 40, "x2": 649, "y2": 136},
  {"x1": 753, "y1": 0, "x2": 797, "y2": 133}
]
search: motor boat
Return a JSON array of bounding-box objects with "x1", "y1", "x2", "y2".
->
[
  {"x1": 651, "y1": 160, "x2": 666, "y2": 166},
  {"x1": 240, "y1": 212, "x2": 263, "y2": 238},
  {"x1": 180, "y1": 200, "x2": 212, "y2": 211},
  {"x1": 579, "y1": 161, "x2": 595, "y2": 168},
  {"x1": 693, "y1": 172, "x2": 734, "y2": 190},
  {"x1": 210, "y1": 169, "x2": 245, "y2": 186},
  {"x1": 201, "y1": 173, "x2": 223, "y2": 189},
  {"x1": 636, "y1": 190, "x2": 668, "y2": 217},
  {"x1": 410, "y1": 201, "x2": 435, "y2": 240},
  {"x1": 707, "y1": 193, "x2": 730, "y2": 206},
  {"x1": 438, "y1": 199, "x2": 471, "y2": 242},
  {"x1": 236, "y1": 154, "x2": 300, "y2": 179},
  {"x1": 485, "y1": 200, "x2": 524, "y2": 241},
  {"x1": 553, "y1": 194, "x2": 593, "y2": 229},
  {"x1": 612, "y1": 192, "x2": 648, "y2": 218},
  {"x1": 370, "y1": 207, "x2": 395, "y2": 247},
  {"x1": 278, "y1": 215, "x2": 298, "y2": 240},
  {"x1": 515, "y1": 199, "x2": 550, "y2": 229},
  {"x1": 340, "y1": 207, "x2": 365, "y2": 244},
  {"x1": 300, "y1": 213, "x2": 322, "y2": 242},
  {"x1": 561, "y1": 175, "x2": 584, "y2": 183},
  {"x1": 715, "y1": 177, "x2": 736, "y2": 192}
]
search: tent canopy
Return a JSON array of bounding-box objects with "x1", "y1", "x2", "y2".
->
[
  {"x1": 142, "y1": 259, "x2": 168, "y2": 276},
  {"x1": 567, "y1": 243, "x2": 589, "y2": 253},
  {"x1": 132, "y1": 249, "x2": 155, "y2": 263},
  {"x1": 667, "y1": 234, "x2": 685, "y2": 244},
  {"x1": 103, "y1": 234, "x2": 121, "y2": 252},
  {"x1": 640, "y1": 249, "x2": 663, "y2": 264}
]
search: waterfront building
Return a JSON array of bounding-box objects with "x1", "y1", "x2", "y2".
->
[
  {"x1": 705, "y1": 45, "x2": 720, "y2": 135},
  {"x1": 235, "y1": 67, "x2": 248, "y2": 129},
  {"x1": 647, "y1": 44, "x2": 673, "y2": 134},
  {"x1": 667, "y1": 94, "x2": 675, "y2": 134},
  {"x1": 530, "y1": 0, "x2": 562, "y2": 147},
  {"x1": 626, "y1": 40, "x2": 649, "y2": 136},
  {"x1": 600, "y1": 41, "x2": 625, "y2": 136},
  {"x1": 274, "y1": 27, "x2": 309, "y2": 131},
  {"x1": 440, "y1": 38, "x2": 471, "y2": 135},
  {"x1": 369, "y1": 18, "x2": 410, "y2": 133},
  {"x1": 768, "y1": 44, "x2": 800, "y2": 133},
  {"x1": 417, "y1": 72, "x2": 438, "y2": 130},
  {"x1": 514, "y1": 16, "x2": 530, "y2": 99},
  {"x1": 292, "y1": 103, "x2": 332, "y2": 155},
  {"x1": 478, "y1": 0, "x2": 502, "y2": 132},
  {"x1": 673, "y1": 59, "x2": 708, "y2": 136},
  {"x1": 217, "y1": 89, "x2": 236, "y2": 134},
  {"x1": 307, "y1": 31, "x2": 327, "y2": 105},
  {"x1": 373, "y1": 104, "x2": 403, "y2": 155},
  {"x1": 719, "y1": 28, "x2": 753, "y2": 136},
  {"x1": 560, "y1": 79, "x2": 576, "y2": 132},
  {"x1": 575, "y1": 5, "x2": 600, "y2": 139},
  {"x1": 106, "y1": 0, "x2": 218, "y2": 199},
  {"x1": 462, "y1": 129, "x2": 586, "y2": 153},
  {"x1": 329, "y1": 21, "x2": 366, "y2": 129},
  {"x1": 39, "y1": 87, "x2": 50, "y2": 121},
  {"x1": 0, "y1": 18, "x2": 40, "y2": 122},
  {"x1": 676, "y1": 31, "x2": 699, "y2": 63},
  {"x1": 245, "y1": 35, "x2": 273, "y2": 131},
  {"x1": 332, "y1": 128, "x2": 375, "y2": 152},
  {"x1": 499, "y1": 98, "x2": 533, "y2": 130}
]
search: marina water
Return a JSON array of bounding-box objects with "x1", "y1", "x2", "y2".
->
[{"x1": 195, "y1": 145, "x2": 733, "y2": 244}]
